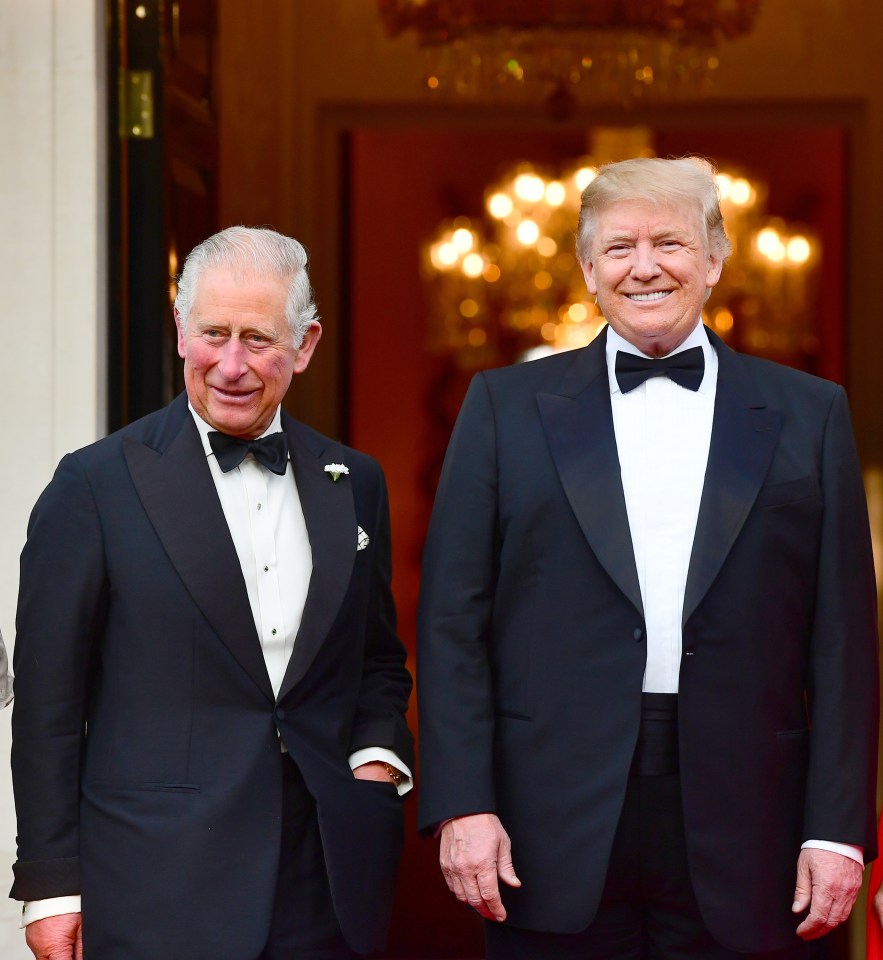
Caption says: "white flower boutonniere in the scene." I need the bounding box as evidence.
[324,462,349,482]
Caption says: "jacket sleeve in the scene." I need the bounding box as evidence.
[803,386,879,858]
[11,454,107,900]
[417,373,500,833]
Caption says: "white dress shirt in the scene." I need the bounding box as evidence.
[194,406,311,697]
[23,405,412,927]
[607,321,716,694]
[605,320,861,866]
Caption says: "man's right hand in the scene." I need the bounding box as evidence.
[439,813,521,922]
[25,913,82,960]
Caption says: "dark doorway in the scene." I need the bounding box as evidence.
[107,0,218,430]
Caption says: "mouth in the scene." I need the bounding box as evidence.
[209,385,258,402]
[625,291,672,302]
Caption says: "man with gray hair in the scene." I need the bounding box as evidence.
[418,157,878,958]
[12,226,413,960]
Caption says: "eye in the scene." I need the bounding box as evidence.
[659,240,683,251]
[607,244,630,256]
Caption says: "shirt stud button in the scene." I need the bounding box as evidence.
[264,565,269,572]
[271,628,277,636]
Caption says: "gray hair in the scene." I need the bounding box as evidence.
[576,157,732,265]
[175,226,319,347]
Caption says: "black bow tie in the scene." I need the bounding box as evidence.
[615,346,705,394]
[208,431,289,475]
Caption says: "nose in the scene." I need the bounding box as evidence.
[631,241,661,281]
[217,337,247,380]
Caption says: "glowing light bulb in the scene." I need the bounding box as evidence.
[575,167,596,191]
[514,174,546,203]
[786,236,811,264]
[714,308,734,333]
[437,242,459,266]
[462,253,485,277]
[545,181,566,206]
[756,228,781,259]
[487,193,514,219]
[452,228,474,253]
[730,179,752,206]
[516,220,540,245]
[716,174,733,199]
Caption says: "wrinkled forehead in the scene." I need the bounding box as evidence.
[192,264,289,305]
[187,265,291,334]
[591,197,706,248]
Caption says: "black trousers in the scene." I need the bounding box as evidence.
[486,696,828,960]
[256,753,358,960]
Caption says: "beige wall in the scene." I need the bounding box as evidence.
[0,0,105,953]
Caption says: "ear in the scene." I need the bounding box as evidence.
[705,254,723,289]
[293,322,323,375]
[174,308,187,359]
[580,259,598,296]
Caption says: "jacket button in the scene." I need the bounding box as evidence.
[276,708,286,722]
[633,627,644,641]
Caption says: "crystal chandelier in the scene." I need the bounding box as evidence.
[377,1,763,110]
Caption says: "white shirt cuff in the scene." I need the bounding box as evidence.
[801,839,864,865]
[21,896,81,928]
[348,748,413,796]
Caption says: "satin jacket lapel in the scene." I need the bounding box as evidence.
[277,419,356,702]
[123,399,274,701]
[683,331,783,625]
[537,333,644,618]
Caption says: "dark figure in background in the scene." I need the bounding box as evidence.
[418,157,878,960]
[12,227,413,960]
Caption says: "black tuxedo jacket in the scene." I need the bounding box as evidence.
[417,328,878,952]
[11,393,413,959]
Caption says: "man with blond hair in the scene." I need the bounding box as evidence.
[418,157,878,958]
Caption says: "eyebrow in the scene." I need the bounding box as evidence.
[601,227,693,244]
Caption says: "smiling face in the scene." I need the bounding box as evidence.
[177,265,321,438]
[581,199,723,357]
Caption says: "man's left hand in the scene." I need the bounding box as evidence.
[792,848,863,939]
[353,760,399,784]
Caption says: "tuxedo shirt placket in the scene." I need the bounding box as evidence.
[607,322,716,694]
[238,457,298,697]
[192,407,312,700]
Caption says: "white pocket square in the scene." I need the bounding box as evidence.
[357,526,370,551]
